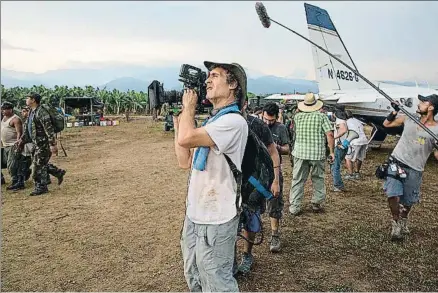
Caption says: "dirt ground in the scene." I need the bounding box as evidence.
[2,118,438,292]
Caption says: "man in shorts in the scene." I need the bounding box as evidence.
[344,110,369,180]
[382,94,438,240]
[235,100,281,275]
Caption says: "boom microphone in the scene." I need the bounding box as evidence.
[255,2,271,28]
[254,2,438,147]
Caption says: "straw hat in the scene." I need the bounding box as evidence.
[298,93,323,112]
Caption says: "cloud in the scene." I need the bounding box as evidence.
[1,39,37,52]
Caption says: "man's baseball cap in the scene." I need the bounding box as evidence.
[1,102,13,109]
[203,61,247,109]
[418,94,438,111]
[25,92,42,103]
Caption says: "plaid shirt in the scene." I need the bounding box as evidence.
[292,111,333,160]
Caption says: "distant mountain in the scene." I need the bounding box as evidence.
[2,65,429,95]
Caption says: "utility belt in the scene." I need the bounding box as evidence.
[375,156,409,181]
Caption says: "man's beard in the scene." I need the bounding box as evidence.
[417,109,428,116]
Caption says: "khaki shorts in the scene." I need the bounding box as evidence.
[345,144,367,162]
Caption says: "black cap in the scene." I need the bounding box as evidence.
[1,102,13,109]
[418,94,438,115]
[26,92,42,103]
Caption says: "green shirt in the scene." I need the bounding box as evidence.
[292,111,333,160]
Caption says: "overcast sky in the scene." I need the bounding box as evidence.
[1,1,438,83]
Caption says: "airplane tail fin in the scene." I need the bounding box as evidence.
[304,3,370,92]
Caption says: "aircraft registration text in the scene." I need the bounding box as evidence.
[328,69,359,82]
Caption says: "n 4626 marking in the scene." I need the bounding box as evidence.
[328,69,359,82]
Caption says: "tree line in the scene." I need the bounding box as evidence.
[1,84,150,115]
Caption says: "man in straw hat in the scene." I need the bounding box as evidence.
[174,61,248,292]
[289,93,335,215]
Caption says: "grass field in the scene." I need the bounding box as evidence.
[2,118,438,291]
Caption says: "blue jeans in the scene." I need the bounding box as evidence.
[331,147,347,189]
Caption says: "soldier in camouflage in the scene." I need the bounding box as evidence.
[18,93,66,196]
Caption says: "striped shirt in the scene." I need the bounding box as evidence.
[292,111,333,160]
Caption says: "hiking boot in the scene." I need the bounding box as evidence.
[237,252,254,274]
[344,174,355,180]
[399,217,410,234]
[289,206,302,216]
[57,170,66,185]
[270,235,281,253]
[390,220,403,240]
[312,203,323,213]
[12,177,25,191]
[353,172,361,180]
[29,185,49,196]
[6,180,18,190]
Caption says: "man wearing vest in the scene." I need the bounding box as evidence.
[1,102,24,190]
[174,61,248,292]
[18,93,66,196]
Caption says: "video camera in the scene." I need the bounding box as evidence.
[178,64,212,111]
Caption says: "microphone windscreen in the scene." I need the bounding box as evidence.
[255,2,271,28]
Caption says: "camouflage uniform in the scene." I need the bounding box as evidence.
[23,105,65,194]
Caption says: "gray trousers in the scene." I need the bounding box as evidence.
[289,158,326,213]
[180,215,239,292]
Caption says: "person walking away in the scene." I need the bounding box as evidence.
[19,106,34,181]
[331,106,348,191]
[18,93,66,196]
[382,94,438,240]
[289,93,335,215]
[236,99,281,274]
[174,61,248,292]
[261,102,290,252]
[344,110,369,180]
[1,102,24,190]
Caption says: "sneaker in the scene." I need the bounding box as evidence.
[270,235,281,252]
[237,252,254,274]
[333,186,345,192]
[399,217,410,234]
[312,203,323,213]
[344,174,355,180]
[353,172,360,180]
[390,220,403,240]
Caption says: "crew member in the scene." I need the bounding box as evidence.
[344,110,369,180]
[236,99,281,274]
[262,102,290,252]
[382,94,438,240]
[331,106,348,192]
[289,93,335,215]
[174,61,248,292]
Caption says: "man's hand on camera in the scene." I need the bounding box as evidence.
[182,89,198,112]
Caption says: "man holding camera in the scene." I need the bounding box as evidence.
[174,61,248,292]
[383,94,438,240]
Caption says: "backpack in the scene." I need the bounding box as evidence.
[225,126,275,207]
[200,104,275,208]
[38,104,65,133]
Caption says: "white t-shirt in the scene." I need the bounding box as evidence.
[346,118,368,146]
[334,118,347,144]
[186,113,248,225]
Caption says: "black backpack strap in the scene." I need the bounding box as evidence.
[224,154,243,211]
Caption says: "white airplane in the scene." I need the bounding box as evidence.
[302,3,438,147]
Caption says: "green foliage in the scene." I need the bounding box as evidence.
[1,84,149,115]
